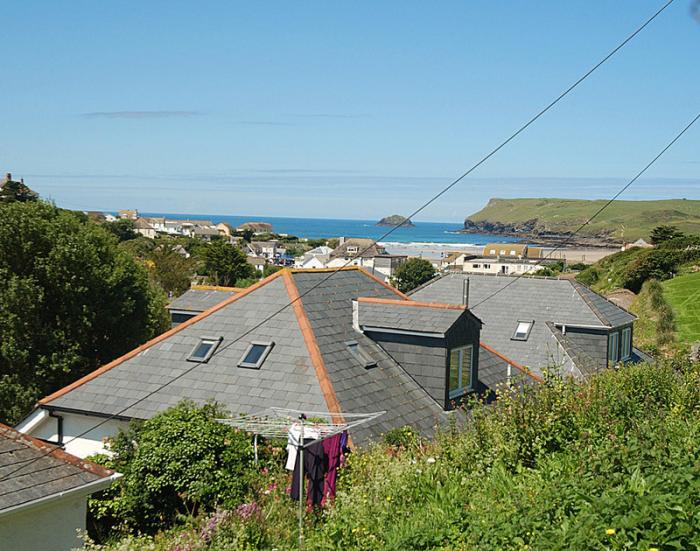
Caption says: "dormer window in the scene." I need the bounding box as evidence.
[187,336,222,363]
[345,340,377,368]
[238,341,274,369]
[347,246,359,255]
[512,321,533,341]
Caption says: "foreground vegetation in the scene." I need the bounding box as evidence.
[467,197,700,240]
[86,358,700,550]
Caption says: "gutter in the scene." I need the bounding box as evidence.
[0,472,123,519]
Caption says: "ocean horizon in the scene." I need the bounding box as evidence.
[137,211,518,248]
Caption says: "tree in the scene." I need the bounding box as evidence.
[147,243,194,297]
[201,240,255,286]
[649,225,684,245]
[88,401,256,537]
[262,264,282,278]
[0,201,169,424]
[103,219,137,242]
[390,258,436,293]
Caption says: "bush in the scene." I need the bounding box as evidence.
[384,426,419,449]
[568,262,589,272]
[390,258,436,293]
[88,401,258,538]
[576,266,599,286]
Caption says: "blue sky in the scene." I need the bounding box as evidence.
[2,1,699,222]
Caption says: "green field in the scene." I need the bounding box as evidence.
[467,198,700,240]
[663,271,700,344]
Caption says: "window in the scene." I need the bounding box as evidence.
[448,345,473,399]
[238,341,274,369]
[187,336,222,363]
[472,263,481,269]
[489,249,496,255]
[345,340,377,368]
[512,321,533,341]
[483,264,491,269]
[499,249,506,256]
[510,250,516,256]
[608,332,619,364]
[347,246,359,254]
[621,327,632,360]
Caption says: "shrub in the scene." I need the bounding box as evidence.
[384,426,419,449]
[88,401,257,538]
[576,266,599,286]
[390,258,436,293]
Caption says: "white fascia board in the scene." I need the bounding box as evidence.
[0,473,122,519]
[14,408,49,434]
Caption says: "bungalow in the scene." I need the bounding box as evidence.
[166,286,240,326]
[295,246,333,269]
[411,273,649,380]
[0,424,120,551]
[17,268,532,458]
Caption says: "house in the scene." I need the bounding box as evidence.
[133,218,157,239]
[144,217,167,233]
[329,238,387,261]
[216,222,235,238]
[192,226,220,241]
[411,273,649,380]
[247,256,267,272]
[371,255,407,279]
[237,222,273,234]
[17,267,533,458]
[325,239,406,279]
[166,285,240,326]
[0,423,120,551]
[248,241,281,260]
[623,238,654,250]
[118,209,138,220]
[462,243,561,275]
[295,246,333,269]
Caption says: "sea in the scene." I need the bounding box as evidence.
[139,212,518,259]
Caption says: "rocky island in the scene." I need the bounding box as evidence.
[376,214,415,228]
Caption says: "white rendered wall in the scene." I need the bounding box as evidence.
[18,409,130,458]
[0,495,87,551]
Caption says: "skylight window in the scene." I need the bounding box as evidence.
[512,321,533,341]
[238,341,274,369]
[345,340,377,368]
[187,336,222,363]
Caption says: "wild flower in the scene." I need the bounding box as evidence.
[606,528,616,535]
[235,502,262,521]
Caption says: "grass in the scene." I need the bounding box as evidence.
[663,271,700,344]
[467,198,700,240]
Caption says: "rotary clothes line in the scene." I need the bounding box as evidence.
[219,408,385,550]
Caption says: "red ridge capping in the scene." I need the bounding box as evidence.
[38,270,288,406]
[479,342,543,383]
[283,271,345,425]
[0,422,115,479]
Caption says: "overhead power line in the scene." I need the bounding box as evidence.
[0,0,677,483]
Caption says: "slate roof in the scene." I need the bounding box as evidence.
[167,287,239,314]
[330,238,387,259]
[411,273,636,378]
[0,423,117,514]
[357,298,472,335]
[39,269,451,446]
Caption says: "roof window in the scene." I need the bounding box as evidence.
[238,341,274,369]
[511,321,533,341]
[187,336,222,363]
[345,340,377,368]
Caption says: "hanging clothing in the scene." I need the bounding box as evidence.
[290,437,314,501]
[285,424,320,471]
[321,432,343,505]
[304,440,327,506]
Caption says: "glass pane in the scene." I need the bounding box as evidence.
[243,344,267,365]
[449,349,461,392]
[192,341,214,359]
[461,346,472,389]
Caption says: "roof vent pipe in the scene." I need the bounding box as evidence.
[462,277,470,307]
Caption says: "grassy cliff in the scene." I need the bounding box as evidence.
[466,198,700,240]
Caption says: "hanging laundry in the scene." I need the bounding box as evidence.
[285,423,320,471]
[290,437,314,501]
[321,432,343,505]
[304,440,327,506]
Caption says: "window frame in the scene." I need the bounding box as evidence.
[620,327,632,360]
[608,331,619,364]
[345,340,377,369]
[238,341,274,369]
[448,345,473,399]
[511,320,534,341]
[187,336,223,363]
